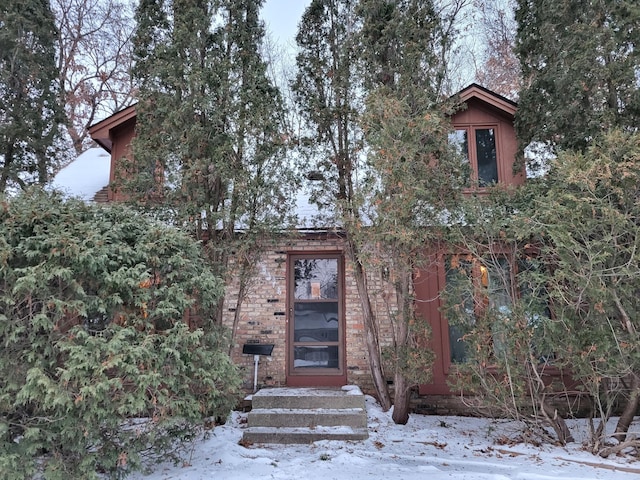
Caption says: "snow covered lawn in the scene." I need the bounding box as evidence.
[131,396,639,479]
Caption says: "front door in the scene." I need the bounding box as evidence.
[286,253,346,386]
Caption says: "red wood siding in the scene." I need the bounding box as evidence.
[418,86,524,395]
[451,97,524,188]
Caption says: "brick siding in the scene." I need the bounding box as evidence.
[222,232,397,396]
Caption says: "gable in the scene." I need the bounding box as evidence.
[451,97,514,125]
[455,83,517,119]
[88,104,137,153]
[449,84,522,188]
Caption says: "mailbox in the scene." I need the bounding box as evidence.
[242,343,274,356]
[243,343,275,392]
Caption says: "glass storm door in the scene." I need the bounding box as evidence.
[287,254,346,386]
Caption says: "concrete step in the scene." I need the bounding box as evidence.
[242,426,369,444]
[250,387,366,410]
[92,185,109,203]
[247,407,367,429]
[242,386,368,444]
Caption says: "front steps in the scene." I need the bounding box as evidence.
[92,185,109,203]
[242,386,368,444]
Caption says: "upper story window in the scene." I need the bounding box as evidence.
[449,126,498,187]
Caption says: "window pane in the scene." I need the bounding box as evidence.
[445,256,474,363]
[445,256,475,317]
[294,302,339,342]
[476,128,498,185]
[486,257,512,314]
[294,258,338,299]
[517,258,550,321]
[449,324,468,364]
[518,258,554,362]
[449,129,469,163]
[483,257,512,356]
[294,346,339,368]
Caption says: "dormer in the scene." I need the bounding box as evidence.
[87,104,137,202]
[449,84,523,189]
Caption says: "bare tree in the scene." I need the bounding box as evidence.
[436,0,476,94]
[53,0,136,154]
[474,0,520,100]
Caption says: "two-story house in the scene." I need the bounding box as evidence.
[59,84,524,408]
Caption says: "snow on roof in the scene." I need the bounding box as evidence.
[48,147,331,231]
[50,148,110,201]
[294,190,331,230]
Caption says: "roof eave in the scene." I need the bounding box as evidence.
[455,83,517,118]
[88,104,137,153]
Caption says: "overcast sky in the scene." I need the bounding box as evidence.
[260,0,476,91]
[261,0,311,50]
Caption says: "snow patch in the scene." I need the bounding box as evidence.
[129,402,640,480]
[50,148,110,201]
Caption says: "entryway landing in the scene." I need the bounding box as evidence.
[242,385,368,444]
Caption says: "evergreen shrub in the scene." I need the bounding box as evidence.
[0,189,241,479]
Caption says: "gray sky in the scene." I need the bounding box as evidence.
[260,0,477,92]
[261,0,311,50]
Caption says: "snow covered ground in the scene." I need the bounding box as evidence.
[131,395,639,480]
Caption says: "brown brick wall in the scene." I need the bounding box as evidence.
[221,233,593,418]
[222,233,397,396]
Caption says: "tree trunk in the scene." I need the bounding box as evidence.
[228,278,248,355]
[614,374,640,443]
[528,354,574,444]
[0,144,14,193]
[392,371,411,424]
[612,293,640,442]
[540,397,574,444]
[390,267,414,424]
[347,237,392,411]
